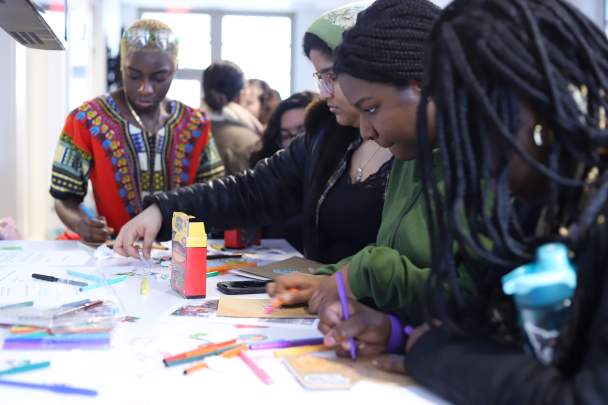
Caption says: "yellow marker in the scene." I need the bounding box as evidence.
[142,277,147,295]
[211,243,227,251]
[274,344,329,357]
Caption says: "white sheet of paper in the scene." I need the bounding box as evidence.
[0,250,90,266]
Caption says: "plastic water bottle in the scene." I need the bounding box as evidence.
[502,243,577,365]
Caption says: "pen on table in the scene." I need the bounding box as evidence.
[249,337,324,351]
[0,301,34,311]
[0,361,51,376]
[211,243,227,251]
[206,271,219,278]
[207,254,243,260]
[142,277,147,295]
[238,350,274,385]
[0,380,98,396]
[79,275,127,292]
[54,300,103,317]
[183,345,247,375]
[336,272,356,362]
[32,273,88,287]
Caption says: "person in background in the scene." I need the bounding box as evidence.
[241,79,281,128]
[318,1,608,404]
[250,91,319,167]
[50,19,225,242]
[250,91,319,253]
[114,2,393,272]
[201,61,264,175]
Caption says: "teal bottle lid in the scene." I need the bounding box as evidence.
[502,243,576,307]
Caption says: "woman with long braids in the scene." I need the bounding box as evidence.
[271,0,478,314]
[318,0,608,403]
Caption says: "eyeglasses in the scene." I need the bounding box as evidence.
[124,27,179,51]
[313,71,336,94]
[276,129,306,148]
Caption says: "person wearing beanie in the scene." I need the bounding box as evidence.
[269,0,485,313]
[201,60,264,176]
[113,2,395,281]
[50,19,225,242]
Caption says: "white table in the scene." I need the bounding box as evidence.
[0,240,451,405]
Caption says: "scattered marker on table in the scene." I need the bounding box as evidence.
[0,361,51,376]
[239,350,274,385]
[0,301,34,311]
[142,277,147,295]
[206,271,219,278]
[0,380,98,396]
[211,243,227,251]
[79,275,127,292]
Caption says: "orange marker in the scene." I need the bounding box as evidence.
[163,339,238,364]
[265,288,298,314]
[183,345,247,375]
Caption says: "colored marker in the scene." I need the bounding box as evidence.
[207,254,243,260]
[66,270,101,282]
[165,343,243,367]
[336,272,356,362]
[250,337,324,351]
[79,275,127,292]
[206,271,219,278]
[0,361,50,376]
[32,273,87,287]
[207,263,257,273]
[211,243,227,251]
[0,380,97,396]
[80,204,96,220]
[184,345,247,375]
[265,288,299,315]
[142,277,147,295]
[0,301,34,311]
[239,350,273,385]
[246,339,284,349]
[61,299,91,309]
[138,249,153,267]
[164,339,238,364]
[274,344,329,357]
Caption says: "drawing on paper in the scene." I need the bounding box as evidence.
[170,300,219,318]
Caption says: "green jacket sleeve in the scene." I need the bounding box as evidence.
[343,245,479,311]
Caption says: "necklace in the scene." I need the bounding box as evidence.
[123,87,161,134]
[356,143,382,183]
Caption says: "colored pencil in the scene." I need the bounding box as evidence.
[239,350,274,385]
[274,344,330,357]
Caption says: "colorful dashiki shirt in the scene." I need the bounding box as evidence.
[50,93,225,233]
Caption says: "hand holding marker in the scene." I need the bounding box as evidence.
[81,204,113,240]
[336,272,356,362]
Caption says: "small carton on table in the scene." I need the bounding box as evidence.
[171,212,207,299]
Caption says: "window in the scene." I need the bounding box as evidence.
[221,15,292,99]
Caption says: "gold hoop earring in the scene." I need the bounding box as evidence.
[534,124,543,146]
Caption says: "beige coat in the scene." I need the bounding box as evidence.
[201,102,263,176]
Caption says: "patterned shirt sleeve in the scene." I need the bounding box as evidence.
[195,133,226,183]
[49,110,94,202]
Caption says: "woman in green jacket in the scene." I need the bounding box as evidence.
[269,0,484,312]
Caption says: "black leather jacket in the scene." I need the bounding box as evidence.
[143,100,389,262]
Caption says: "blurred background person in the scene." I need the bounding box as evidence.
[201,60,263,175]
[250,90,318,252]
[241,79,281,129]
[50,19,225,242]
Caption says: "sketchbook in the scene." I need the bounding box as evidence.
[283,355,418,390]
[216,296,317,319]
[233,256,325,280]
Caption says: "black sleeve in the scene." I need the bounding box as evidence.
[144,133,311,241]
[404,302,608,405]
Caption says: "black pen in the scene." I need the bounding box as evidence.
[32,274,88,287]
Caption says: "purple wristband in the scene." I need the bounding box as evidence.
[385,315,405,353]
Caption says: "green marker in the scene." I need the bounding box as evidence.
[0,301,34,310]
[1,247,22,250]
[206,271,219,278]
[0,361,51,376]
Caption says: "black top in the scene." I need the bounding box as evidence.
[319,158,393,264]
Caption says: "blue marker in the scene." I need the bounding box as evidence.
[0,380,98,396]
[80,204,113,240]
[79,275,128,292]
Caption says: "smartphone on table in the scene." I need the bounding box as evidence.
[216,280,271,295]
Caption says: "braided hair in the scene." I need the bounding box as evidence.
[416,0,608,329]
[333,0,441,85]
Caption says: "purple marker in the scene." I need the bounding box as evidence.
[336,272,356,362]
[249,341,291,350]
